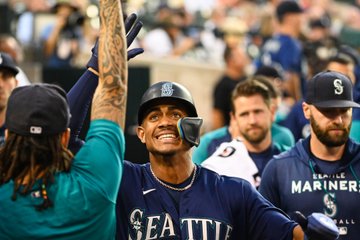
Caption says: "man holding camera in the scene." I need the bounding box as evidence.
[41,0,84,67]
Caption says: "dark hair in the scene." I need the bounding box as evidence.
[0,132,73,211]
[252,75,280,99]
[254,65,283,80]
[276,1,303,23]
[327,54,355,67]
[231,76,272,112]
[223,45,234,63]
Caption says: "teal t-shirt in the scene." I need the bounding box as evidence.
[192,124,294,164]
[271,123,295,148]
[0,119,124,239]
[350,120,360,143]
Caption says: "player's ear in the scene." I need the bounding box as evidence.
[302,102,311,120]
[136,126,146,143]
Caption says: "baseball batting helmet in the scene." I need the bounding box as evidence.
[137,81,198,125]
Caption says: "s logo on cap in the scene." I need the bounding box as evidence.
[334,79,344,95]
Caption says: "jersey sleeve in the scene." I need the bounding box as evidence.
[279,101,306,141]
[278,39,302,73]
[242,180,296,240]
[67,69,99,154]
[71,119,125,202]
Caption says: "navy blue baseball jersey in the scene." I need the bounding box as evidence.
[259,137,360,239]
[65,60,298,240]
[116,161,297,240]
[279,100,309,141]
[255,33,306,96]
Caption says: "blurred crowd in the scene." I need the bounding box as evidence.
[2,0,360,141]
[1,0,360,65]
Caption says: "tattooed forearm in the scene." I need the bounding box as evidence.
[91,0,128,129]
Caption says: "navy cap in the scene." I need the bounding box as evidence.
[309,16,331,29]
[5,84,71,136]
[255,65,283,80]
[305,71,360,108]
[0,52,19,75]
[337,45,360,66]
[276,1,303,21]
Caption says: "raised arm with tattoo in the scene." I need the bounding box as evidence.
[67,13,143,154]
[91,0,127,128]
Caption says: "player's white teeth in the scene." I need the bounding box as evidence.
[158,134,176,140]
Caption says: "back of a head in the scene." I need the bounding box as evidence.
[276,1,303,23]
[255,65,283,81]
[326,47,358,83]
[251,75,279,100]
[335,45,360,66]
[0,83,72,210]
[6,84,70,136]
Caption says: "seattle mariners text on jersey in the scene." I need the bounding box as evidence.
[116,161,298,240]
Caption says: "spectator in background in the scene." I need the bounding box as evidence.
[220,16,248,49]
[255,1,306,102]
[303,13,339,78]
[199,77,292,188]
[16,0,51,50]
[200,6,227,64]
[254,65,295,123]
[193,76,294,168]
[71,8,99,68]
[142,6,198,57]
[0,34,31,86]
[0,52,18,144]
[212,44,249,130]
[41,0,84,67]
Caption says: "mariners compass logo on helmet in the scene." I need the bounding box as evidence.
[137,81,198,124]
[333,79,344,95]
[161,82,174,97]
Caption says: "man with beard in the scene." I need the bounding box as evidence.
[200,77,289,187]
[259,71,360,239]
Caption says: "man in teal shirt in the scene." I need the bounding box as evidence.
[0,0,126,238]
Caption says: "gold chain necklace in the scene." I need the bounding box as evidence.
[149,165,197,192]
